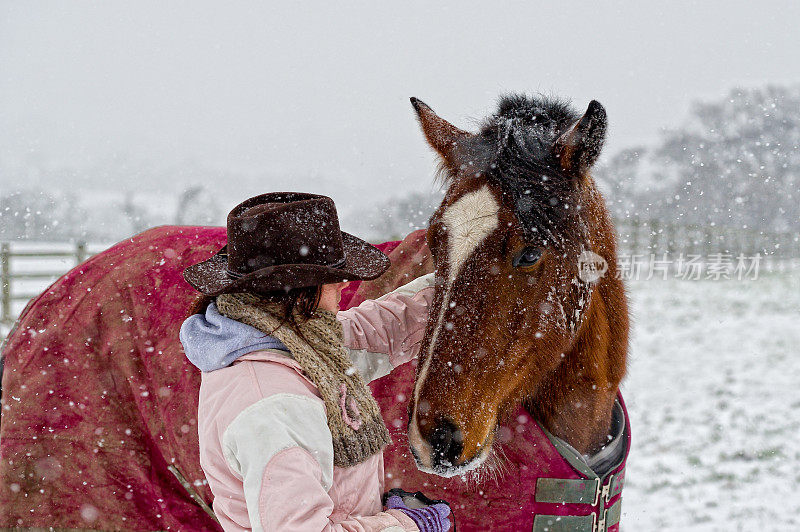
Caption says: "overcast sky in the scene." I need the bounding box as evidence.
[1,1,799,220]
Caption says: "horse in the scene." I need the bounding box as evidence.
[0,94,630,531]
[404,94,630,528]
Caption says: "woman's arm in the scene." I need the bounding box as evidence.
[337,273,436,382]
[223,393,418,532]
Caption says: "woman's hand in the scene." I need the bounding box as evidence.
[383,489,453,532]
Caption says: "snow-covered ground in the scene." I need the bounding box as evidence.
[621,271,800,531]
[1,256,797,530]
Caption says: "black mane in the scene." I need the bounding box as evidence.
[479,94,581,244]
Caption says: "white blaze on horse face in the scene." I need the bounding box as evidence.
[409,185,500,468]
[417,185,500,402]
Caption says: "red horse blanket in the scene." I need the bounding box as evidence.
[0,226,627,531]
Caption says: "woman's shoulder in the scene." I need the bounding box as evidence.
[242,350,321,399]
[200,349,321,409]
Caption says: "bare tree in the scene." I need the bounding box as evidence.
[174,186,222,226]
[0,189,88,241]
[120,192,152,235]
[351,189,443,241]
[597,85,800,231]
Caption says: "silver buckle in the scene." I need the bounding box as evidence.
[591,474,614,531]
[590,508,610,532]
[596,508,607,532]
[592,473,613,506]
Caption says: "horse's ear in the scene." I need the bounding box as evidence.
[554,100,607,175]
[411,97,470,165]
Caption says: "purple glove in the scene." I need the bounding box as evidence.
[385,492,452,532]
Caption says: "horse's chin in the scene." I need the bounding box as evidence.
[410,436,493,478]
[422,455,488,478]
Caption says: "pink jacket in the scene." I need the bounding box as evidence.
[196,274,435,531]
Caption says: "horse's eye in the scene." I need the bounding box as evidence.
[513,247,542,268]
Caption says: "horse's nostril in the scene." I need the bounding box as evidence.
[429,419,464,466]
[431,424,452,449]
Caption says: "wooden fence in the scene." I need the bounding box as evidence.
[614,219,800,260]
[0,241,92,327]
[0,221,798,329]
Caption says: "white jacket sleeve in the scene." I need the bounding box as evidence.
[222,393,418,532]
[337,273,436,383]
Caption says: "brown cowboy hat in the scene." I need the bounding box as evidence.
[183,192,391,296]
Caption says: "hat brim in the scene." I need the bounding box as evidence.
[183,232,391,296]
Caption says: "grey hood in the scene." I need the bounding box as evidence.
[179,301,288,372]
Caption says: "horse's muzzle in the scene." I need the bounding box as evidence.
[408,415,490,477]
[429,419,464,469]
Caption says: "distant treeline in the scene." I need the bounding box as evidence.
[0,186,221,242]
[2,85,798,243]
[595,85,799,233]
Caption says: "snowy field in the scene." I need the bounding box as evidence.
[1,257,798,530]
[621,271,800,531]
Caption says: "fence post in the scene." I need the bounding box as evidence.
[75,241,87,265]
[664,222,674,255]
[704,226,713,258]
[1,243,10,324]
[650,220,660,254]
[687,224,697,257]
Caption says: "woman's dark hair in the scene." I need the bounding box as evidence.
[263,285,323,328]
[187,286,323,329]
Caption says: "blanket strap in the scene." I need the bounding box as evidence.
[532,468,624,532]
[168,465,219,524]
[535,470,625,505]
[531,498,621,532]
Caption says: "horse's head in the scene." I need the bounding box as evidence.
[408,95,626,477]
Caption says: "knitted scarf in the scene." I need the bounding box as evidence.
[216,292,392,468]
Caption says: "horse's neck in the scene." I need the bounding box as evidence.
[530,275,627,454]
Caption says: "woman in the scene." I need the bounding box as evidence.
[179,192,451,532]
